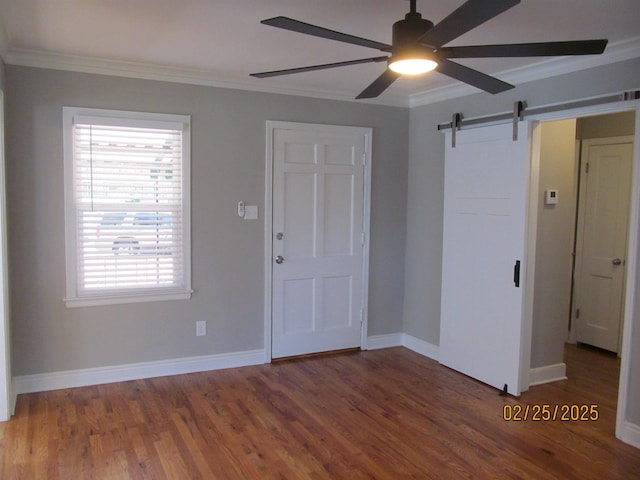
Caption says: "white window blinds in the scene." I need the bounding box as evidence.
[64,108,191,306]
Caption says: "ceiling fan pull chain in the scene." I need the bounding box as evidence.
[512,101,526,141]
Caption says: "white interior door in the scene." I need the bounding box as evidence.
[574,137,634,353]
[440,122,531,396]
[270,123,370,359]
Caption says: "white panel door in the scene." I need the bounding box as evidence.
[440,122,530,396]
[271,125,368,359]
[575,139,633,353]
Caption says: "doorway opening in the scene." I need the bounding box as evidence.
[532,111,636,422]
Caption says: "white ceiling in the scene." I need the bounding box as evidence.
[0,0,639,106]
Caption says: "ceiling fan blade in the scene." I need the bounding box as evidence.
[437,59,514,94]
[419,0,520,48]
[356,69,400,99]
[442,39,608,58]
[261,16,391,50]
[251,56,388,79]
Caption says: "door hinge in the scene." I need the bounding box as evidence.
[585,162,589,174]
[361,232,366,246]
[360,309,364,324]
[576,308,580,319]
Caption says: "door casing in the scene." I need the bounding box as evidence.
[264,121,372,362]
[0,90,11,421]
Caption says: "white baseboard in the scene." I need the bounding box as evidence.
[14,349,265,395]
[617,420,640,449]
[402,334,439,361]
[9,379,16,415]
[14,333,437,396]
[367,333,439,361]
[529,362,567,386]
[366,333,404,350]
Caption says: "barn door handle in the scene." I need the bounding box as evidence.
[513,260,521,288]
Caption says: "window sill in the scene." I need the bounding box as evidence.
[64,289,193,308]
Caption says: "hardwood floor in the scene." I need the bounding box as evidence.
[1,345,639,479]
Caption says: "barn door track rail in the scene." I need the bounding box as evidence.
[439,90,640,148]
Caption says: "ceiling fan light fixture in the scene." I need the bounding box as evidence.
[388,49,438,75]
[389,57,438,75]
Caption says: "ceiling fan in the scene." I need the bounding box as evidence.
[250,0,608,99]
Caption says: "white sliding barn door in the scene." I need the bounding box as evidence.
[270,123,370,359]
[440,122,531,396]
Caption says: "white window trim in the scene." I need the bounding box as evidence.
[63,107,192,307]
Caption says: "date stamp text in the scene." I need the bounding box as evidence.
[503,404,599,421]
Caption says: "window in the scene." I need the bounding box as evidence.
[63,107,191,307]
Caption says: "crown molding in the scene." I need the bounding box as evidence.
[3,36,639,109]
[408,36,640,107]
[2,48,409,108]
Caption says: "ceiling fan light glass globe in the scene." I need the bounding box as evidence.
[389,58,438,75]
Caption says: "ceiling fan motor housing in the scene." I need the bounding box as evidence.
[392,12,434,47]
[390,12,438,67]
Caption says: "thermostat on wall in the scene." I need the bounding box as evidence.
[545,189,559,205]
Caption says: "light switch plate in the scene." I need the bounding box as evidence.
[244,205,258,220]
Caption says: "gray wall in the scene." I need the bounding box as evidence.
[5,65,409,376]
[405,57,640,426]
[531,119,577,369]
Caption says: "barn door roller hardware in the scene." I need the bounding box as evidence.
[451,113,463,148]
[512,101,526,141]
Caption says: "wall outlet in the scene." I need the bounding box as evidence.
[196,320,206,337]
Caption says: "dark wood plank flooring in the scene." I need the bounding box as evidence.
[1,344,639,479]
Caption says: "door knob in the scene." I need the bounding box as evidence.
[275,255,285,264]
[612,258,622,266]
